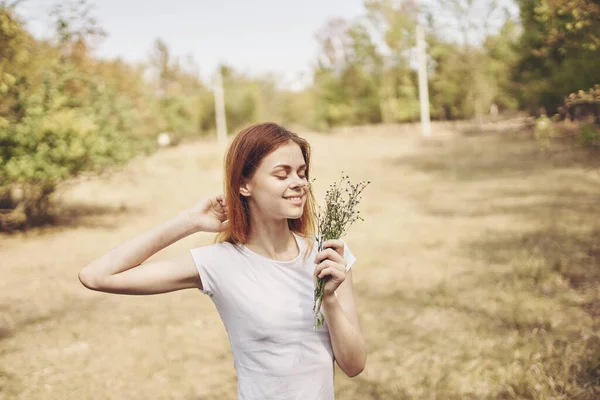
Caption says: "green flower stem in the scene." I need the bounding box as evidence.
[311,172,370,330]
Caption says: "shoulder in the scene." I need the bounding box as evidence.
[190,241,242,261]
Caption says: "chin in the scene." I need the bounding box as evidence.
[285,210,304,220]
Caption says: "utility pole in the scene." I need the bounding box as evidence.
[213,66,228,151]
[416,25,431,138]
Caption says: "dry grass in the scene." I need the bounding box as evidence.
[1,122,600,399]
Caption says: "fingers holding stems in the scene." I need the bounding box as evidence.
[313,259,346,296]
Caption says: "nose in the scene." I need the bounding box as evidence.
[291,174,307,189]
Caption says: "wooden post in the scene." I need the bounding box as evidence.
[416,25,431,138]
[214,66,228,151]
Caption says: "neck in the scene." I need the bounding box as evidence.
[245,216,298,261]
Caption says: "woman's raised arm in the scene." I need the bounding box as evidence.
[78,195,229,295]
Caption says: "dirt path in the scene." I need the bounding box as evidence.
[2,125,599,399]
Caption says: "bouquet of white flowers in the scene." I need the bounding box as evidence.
[311,172,370,330]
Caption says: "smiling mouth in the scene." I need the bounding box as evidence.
[283,195,304,205]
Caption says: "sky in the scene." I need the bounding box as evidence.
[17,0,367,90]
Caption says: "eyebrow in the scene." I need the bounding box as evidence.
[272,164,307,170]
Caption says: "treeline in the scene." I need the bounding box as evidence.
[1,0,599,229]
[312,0,599,125]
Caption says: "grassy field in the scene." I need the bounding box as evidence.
[1,122,600,399]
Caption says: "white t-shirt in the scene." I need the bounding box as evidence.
[189,231,357,400]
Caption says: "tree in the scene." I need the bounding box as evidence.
[424,0,516,120]
[514,0,600,114]
[49,0,106,68]
[0,1,140,229]
[533,0,600,54]
[313,18,383,127]
[364,0,420,123]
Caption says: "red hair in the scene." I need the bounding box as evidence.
[214,122,317,249]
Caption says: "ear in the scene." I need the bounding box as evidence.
[239,178,251,197]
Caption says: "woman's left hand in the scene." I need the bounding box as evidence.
[314,239,347,297]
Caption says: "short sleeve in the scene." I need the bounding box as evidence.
[189,246,216,296]
[340,239,357,271]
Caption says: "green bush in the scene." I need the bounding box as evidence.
[0,63,144,230]
[579,124,600,147]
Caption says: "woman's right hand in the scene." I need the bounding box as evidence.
[186,194,230,233]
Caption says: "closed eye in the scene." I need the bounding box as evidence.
[276,174,307,180]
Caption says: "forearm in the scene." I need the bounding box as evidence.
[322,294,366,377]
[81,211,198,278]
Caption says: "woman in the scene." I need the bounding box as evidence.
[78,122,366,399]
